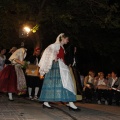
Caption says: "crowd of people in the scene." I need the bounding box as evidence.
[0,45,43,100]
[0,33,120,113]
[0,33,81,111]
[83,70,120,106]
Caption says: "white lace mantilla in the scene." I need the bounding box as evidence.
[38,43,60,76]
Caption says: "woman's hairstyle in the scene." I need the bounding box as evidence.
[99,72,104,76]
[88,70,95,75]
[111,71,118,75]
[0,48,6,52]
[59,33,68,42]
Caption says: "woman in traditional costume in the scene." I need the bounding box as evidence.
[38,33,80,111]
[0,47,27,101]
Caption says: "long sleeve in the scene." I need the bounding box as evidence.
[38,43,60,76]
[9,48,26,64]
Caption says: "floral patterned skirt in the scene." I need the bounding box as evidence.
[15,65,27,95]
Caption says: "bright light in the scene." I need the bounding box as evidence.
[23,26,31,33]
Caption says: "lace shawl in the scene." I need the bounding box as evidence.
[38,43,60,76]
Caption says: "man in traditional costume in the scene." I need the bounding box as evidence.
[65,45,83,101]
[0,47,27,101]
[38,33,80,111]
[26,47,43,100]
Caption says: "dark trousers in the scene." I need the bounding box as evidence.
[25,75,43,97]
[108,90,120,105]
[97,89,108,101]
[84,87,94,100]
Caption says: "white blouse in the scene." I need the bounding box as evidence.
[97,79,106,86]
[9,48,26,65]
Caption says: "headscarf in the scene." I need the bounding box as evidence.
[55,33,64,44]
[33,47,40,55]
[9,47,17,53]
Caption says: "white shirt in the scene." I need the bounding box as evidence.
[72,57,76,66]
[111,77,117,87]
[97,79,106,86]
[35,58,38,65]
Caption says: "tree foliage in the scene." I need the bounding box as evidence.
[0,0,120,73]
[0,0,120,47]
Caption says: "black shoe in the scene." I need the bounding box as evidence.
[8,99,14,101]
[42,104,54,109]
[69,106,81,111]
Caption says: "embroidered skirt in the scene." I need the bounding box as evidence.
[39,61,76,102]
[15,65,27,95]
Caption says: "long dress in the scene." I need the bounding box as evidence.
[0,48,27,95]
[39,46,76,102]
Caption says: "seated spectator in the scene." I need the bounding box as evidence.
[106,73,111,80]
[95,72,108,105]
[26,47,43,100]
[94,72,103,86]
[83,70,95,102]
[107,71,120,106]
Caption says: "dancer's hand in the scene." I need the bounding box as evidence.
[14,59,25,65]
[40,75,44,79]
[69,64,71,67]
[21,61,25,65]
[108,88,112,90]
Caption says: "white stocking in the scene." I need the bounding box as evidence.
[28,87,32,96]
[69,102,77,109]
[8,93,13,100]
[35,87,39,96]
[43,102,51,107]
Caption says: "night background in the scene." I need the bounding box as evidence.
[0,0,120,75]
